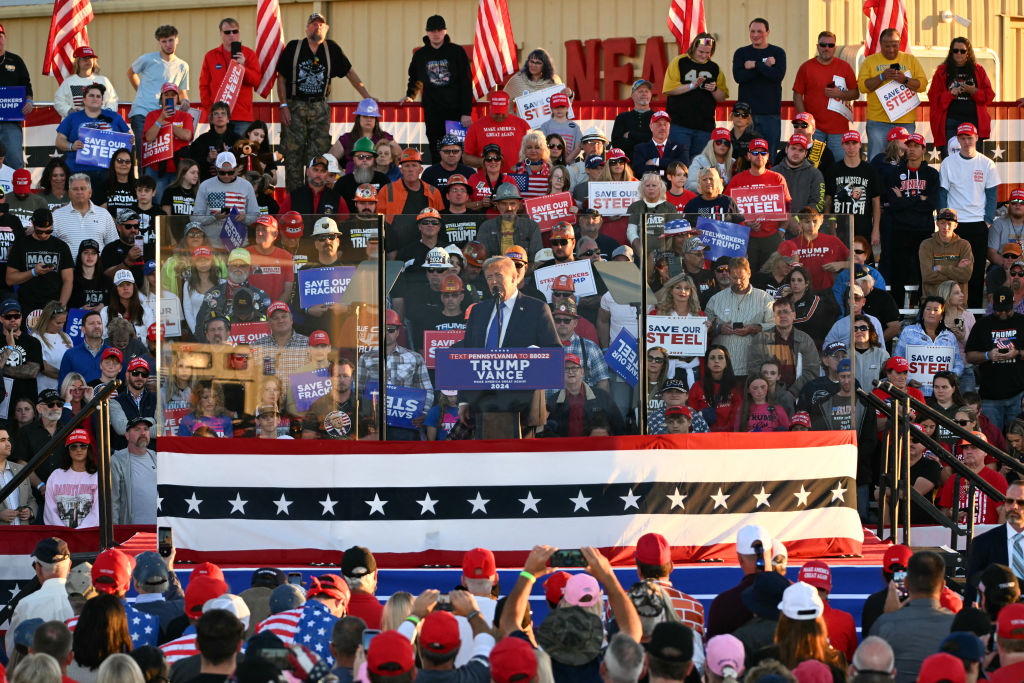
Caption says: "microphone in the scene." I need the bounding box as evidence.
[491,284,504,299]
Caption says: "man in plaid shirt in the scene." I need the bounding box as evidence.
[252,302,310,382]
[547,298,610,399]
[356,309,433,439]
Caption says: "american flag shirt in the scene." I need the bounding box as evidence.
[509,164,550,199]
[161,628,199,663]
[67,600,159,646]
[255,601,338,666]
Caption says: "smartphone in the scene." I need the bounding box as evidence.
[260,648,292,671]
[231,41,242,56]
[733,322,744,329]
[134,237,145,252]
[890,63,901,71]
[288,571,302,585]
[550,549,587,568]
[362,629,380,651]
[164,97,175,115]
[158,526,173,558]
[893,569,908,600]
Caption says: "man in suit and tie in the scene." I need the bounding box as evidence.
[456,256,560,438]
[965,481,1024,603]
[631,111,687,179]
[0,426,35,525]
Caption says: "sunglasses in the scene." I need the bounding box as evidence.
[115,158,133,164]
[419,219,441,226]
[955,419,973,426]
[130,370,150,378]
[353,154,375,161]
[34,229,53,235]
[609,160,625,166]
[223,28,239,34]
[580,249,599,257]
[314,235,338,242]
[484,157,501,163]
[46,401,64,409]
[549,143,564,149]
[551,239,571,246]
[854,249,865,254]
[551,290,572,297]
[217,170,236,176]
[441,149,461,154]
[512,261,526,269]
[554,317,575,324]
[647,356,665,363]
[715,266,730,272]
[792,122,809,129]
[732,111,750,118]
[1012,270,1024,277]
[818,42,836,48]
[1004,253,1021,259]
[122,223,140,231]
[951,48,968,54]
[854,325,869,332]
[68,443,89,450]
[3,313,22,320]
[749,150,768,156]
[1006,498,1024,506]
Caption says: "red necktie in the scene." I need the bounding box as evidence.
[657,144,665,158]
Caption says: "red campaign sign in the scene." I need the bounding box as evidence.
[213,61,246,114]
[228,322,271,345]
[141,126,173,168]
[424,329,466,369]
[163,407,190,435]
[729,185,788,221]
[524,192,575,232]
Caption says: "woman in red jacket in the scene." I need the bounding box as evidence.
[688,344,742,431]
[927,37,995,145]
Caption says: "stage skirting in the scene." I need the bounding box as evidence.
[156,432,862,567]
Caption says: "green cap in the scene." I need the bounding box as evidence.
[353,137,377,155]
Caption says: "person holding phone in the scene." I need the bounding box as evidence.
[857,28,927,161]
[141,82,195,200]
[199,18,261,137]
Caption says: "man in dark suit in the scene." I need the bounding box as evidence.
[456,256,560,438]
[965,481,1024,603]
[631,111,687,179]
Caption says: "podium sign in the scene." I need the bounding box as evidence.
[435,348,565,391]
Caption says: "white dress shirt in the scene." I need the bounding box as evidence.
[486,291,519,347]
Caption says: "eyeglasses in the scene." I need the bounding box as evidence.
[565,367,582,374]
[647,356,665,363]
[385,326,399,333]
[484,157,501,163]
[217,170,236,177]
[1006,498,1024,507]
[792,122,809,129]
[441,149,461,154]
[580,248,599,257]
[3,313,22,320]
[130,370,150,378]
[554,317,574,324]
[715,266,730,272]
[549,143,564,149]
[749,150,768,156]
[353,154,375,161]
[854,325,869,331]
[551,239,570,246]
[551,290,572,298]
[314,235,338,242]
[951,48,968,54]
[223,29,239,34]
[955,419,973,426]
[854,249,865,254]
[818,42,836,48]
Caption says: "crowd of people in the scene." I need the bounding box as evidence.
[4,529,1024,683]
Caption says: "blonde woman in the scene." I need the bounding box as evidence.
[31,301,73,393]
[512,130,552,199]
[381,591,414,631]
[600,148,636,182]
[626,172,675,254]
[652,273,706,388]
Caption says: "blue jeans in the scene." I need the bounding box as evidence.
[865,120,915,161]
[981,390,1024,432]
[0,122,25,169]
[812,129,846,163]
[668,125,704,165]
[130,114,148,167]
[752,114,781,158]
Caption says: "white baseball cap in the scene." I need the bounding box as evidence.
[215,151,238,169]
[736,524,772,555]
[777,581,824,621]
[311,217,340,236]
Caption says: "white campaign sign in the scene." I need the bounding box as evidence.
[876,76,920,122]
[646,315,708,356]
[589,181,640,216]
[906,345,955,388]
[514,84,574,127]
[826,76,854,122]
[159,297,183,337]
[533,260,597,303]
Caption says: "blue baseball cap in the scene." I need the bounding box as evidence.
[269,583,306,614]
[837,358,851,373]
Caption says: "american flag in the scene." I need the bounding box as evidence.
[863,0,909,56]
[506,172,531,196]
[510,164,550,199]
[156,433,863,568]
[161,633,200,663]
[67,602,159,646]
[42,0,95,85]
[255,601,338,665]
[255,0,284,98]
[471,0,518,99]
[667,0,706,54]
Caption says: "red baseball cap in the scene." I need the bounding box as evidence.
[906,133,926,146]
[544,571,571,605]
[161,82,179,94]
[918,653,966,683]
[73,46,97,59]
[420,611,460,654]
[309,330,330,346]
[192,246,213,259]
[92,548,135,595]
[185,575,229,618]
[998,603,1024,639]
[665,405,692,419]
[957,122,978,136]
[788,133,810,150]
[605,147,627,161]
[65,428,91,446]
[12,169,31,192]
[490,92,510,114]
[748,138,769,153]
[842,131,862,144]
[128,357,150,373]
[882,544,912,572]
[490,636,538,683]
[552,274,575,292]
[101,347,123,363]
[790,411,812,428]
[885,356,909,372]
[887,127,910,142]
[307,574,350,602]
[254,214,278,232]
[190,561,226,583]
[367,630,415,675]
[462,547,497,580]
[792,112,815,126]
[651,111,671,123]
[267,302,290,316]
[1008,189,1024,203]
[711,127,731,142]
[635,532,671,566]
[550,93,570,108]
[281,211,304,238]
[550,222,574,241]
[565,353,582,367]
[798,560,832,591]
[147,323,163,342]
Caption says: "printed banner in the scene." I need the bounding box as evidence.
[423,330,466,369]
[364,381,428,429]
[163,406,190,436]
[75,129,134,169]
[0,87,26,121]
[906,345,955,389]
[444,120,468,143]
[64,308,88,345]
[533,260,597,303]
[589,181,640,216]
[876,77,921,122]
[514,84,575,127]
[524,192,575,231]
[220,208,246,250]
[697,217,750,261]
[141,126,173,167]
[827,76,855,122]
[605,329,639,386]
[646,315,708,356]
[297,266,356,308]
[435,348,566,391]
[228,322,270,345]
[289,368,332,413]
[213,61,246,113]
[158,297,183,338]
[728,185,788,221]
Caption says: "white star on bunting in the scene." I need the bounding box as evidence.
[620,488,641,510]
[319,494,337,516]
[928,148,943,163]
[991,144,1005,160]
[365,493,387,516]
[570,489,592,512]
[830,483,847,503]
[417,492,438,515]
[467,492,490,514]
[185,492,202,514]
[519,491,541,513]
[793,485,811,507]
[753,486,771,508]
[274,493,293,515]
[666,488,687,510]
[710,487,730,510]
[228,493,247,514]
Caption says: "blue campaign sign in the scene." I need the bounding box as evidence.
[297,266,356,308]
[444,120,467,143]
[289,367,332,413]
[605,329,639,387]
[697,217,750,261]
[64,308,88,345]
[364,381,428,429]
[76,129,134,169]
[434,348,566,391]
[220,208,246,250]
[0,87,26,121]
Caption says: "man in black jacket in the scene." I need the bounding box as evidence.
[611,80,654,160]
[402,15,473,164]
